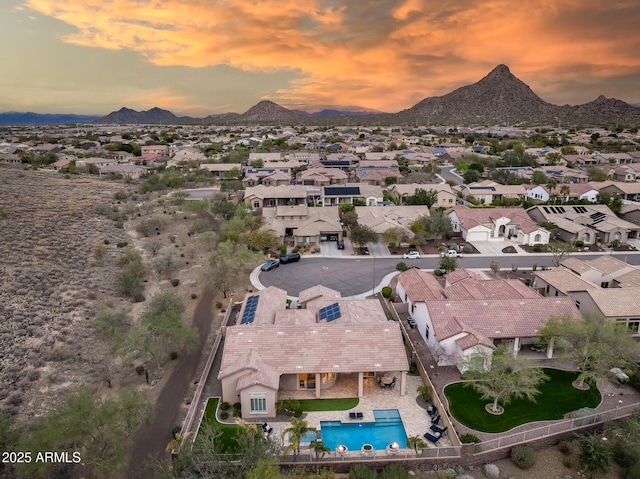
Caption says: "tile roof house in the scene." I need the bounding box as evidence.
[321,183,384,207]
[447,206,549,245]
[297,167,348,186]
[394,269,581,372]
[354,166,403,185]
[387,183,456,208]
[244,185,316,208]
[218,286,409,419]
[261,204,342,247]
[457,180,526,205]
[527,204,640,245]
[354,205,430,237]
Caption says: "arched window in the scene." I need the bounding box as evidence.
[534,234,541,243]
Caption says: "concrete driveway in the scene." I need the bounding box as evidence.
[320,241,343,257]
[470,239,525,255]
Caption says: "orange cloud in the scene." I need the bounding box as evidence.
[24,0,640,111]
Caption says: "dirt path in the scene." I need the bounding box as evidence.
[127,289,214,478]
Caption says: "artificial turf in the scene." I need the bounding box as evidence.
[444,368,601,433]
[297,397,359,412]
[199,397,242,452]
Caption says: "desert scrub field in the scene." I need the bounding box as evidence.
[0,165,136,421]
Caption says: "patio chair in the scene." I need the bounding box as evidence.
[356,412,364,419]
[430,424,447,435]
[349,412,357,420]
[431,414,441,425]
[262,423,273,435]
[427,405,438,417]
[423,431,442,443]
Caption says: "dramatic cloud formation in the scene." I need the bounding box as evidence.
[7,0,640,113]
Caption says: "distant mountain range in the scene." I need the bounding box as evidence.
[3,65,640,126]
[0,112,100,125]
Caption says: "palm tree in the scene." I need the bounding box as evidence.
[309,440,330,460]
[281,417,318,457]
[546,178,558,203]
[559,185,570,204]
[406,435,427,455]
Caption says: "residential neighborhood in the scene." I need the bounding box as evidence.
[3,119,640,479]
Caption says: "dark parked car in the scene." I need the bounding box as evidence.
[279,252,301,264]
[261,259,279,271]
[337,240,345,249]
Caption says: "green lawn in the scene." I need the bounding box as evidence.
[444,368,601,433]
[297,398,359,412]
[199,397,241,452]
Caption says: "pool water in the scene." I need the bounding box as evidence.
[317,409,407,451]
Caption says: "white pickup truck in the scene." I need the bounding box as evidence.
[440,249,463,258]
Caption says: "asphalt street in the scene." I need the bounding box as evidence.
[258,252,640,297]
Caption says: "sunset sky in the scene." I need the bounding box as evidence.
[2,0,639,115]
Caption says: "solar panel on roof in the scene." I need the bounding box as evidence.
[240,295,260,324]
[324,186,360,196]
[319,302,341,322]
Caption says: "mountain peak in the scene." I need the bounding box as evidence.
[482,64,516,82]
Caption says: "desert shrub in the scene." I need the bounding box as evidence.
[232,410,241,418]
[219,411,229,420]
[511,444,536,469]
[533,245,542,252]
[437,471,456,479]
[216,301,223,309]
[459,433,480,444]
[563,457,575,469]
[169,352,178,360]
[575,240,584,248]
[622,466,640,479]
[279,244,287,256]
[293,408,303,418]
[191,293,197,299]
[348,464,377,479]
[7,392,23,406]
[152,247,179,274]
[191,220,215,235]
[170,278,180,287]
[381,286,392,298]
[395,261,409,272]
[612,440,639,468]
[579,435,611,478]
[433,268,445,276]
[558,440,571,455]
[220,402,230,411]
[409,362,417,374]
[135,366,145,375]
[45,344,72,362]
[27,369,40,382]
[463,245,473,253]
[379,463,408,479]
[95,307,130,343]
[113,190,128,201]
[233,402,241,410]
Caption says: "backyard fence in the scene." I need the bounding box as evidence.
[477,402,638,453]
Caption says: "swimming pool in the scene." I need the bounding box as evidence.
[317,409,407,451]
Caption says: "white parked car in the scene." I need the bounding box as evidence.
[441,249,462,258]
[403,251,421,259]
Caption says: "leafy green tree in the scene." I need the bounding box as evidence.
[198,231,218,252]
[548,241,575,266]
[18,387,151,479]
[219,217,246,243]
[462,169,480,184]
[240,229,279,252]
[309,440,331,461]
[489,260,500,277]
[537,313,639,388]
[438,255,458,273]
[406,188,439,207]
[125,291,198,369]
[282,418,318,456]
[340,209,358,228]
[207,241,260,298]
[463,345,548,413]
[531,171,547,185]
[211,193,236,220]
[350,224,378,250]
[420,209,453,242]
[171,190,189,205]
[182,199,209,214]
[587,166,608,182]
[417,384,431,402]
[94,307,131,348]
[152,246,180,274]
[115,248,148,300]
[245,458,282,479]
[381,227,406,247]
[578,434,611,479]
[546,152,562,165]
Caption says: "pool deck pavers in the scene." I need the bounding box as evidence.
[272,373,451,455]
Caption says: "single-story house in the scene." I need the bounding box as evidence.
[447,206,550,245]
[387,183,457,208]
[199,163,243,177]
[98,163,147,179]
[321,184,384,207]
[394,268,581,371]
[354,205,429,238]
[244,185,316,208]
[218,286,409,419]
[141,145,170,156]
[457,180,526,205]
[527,204,640,244]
